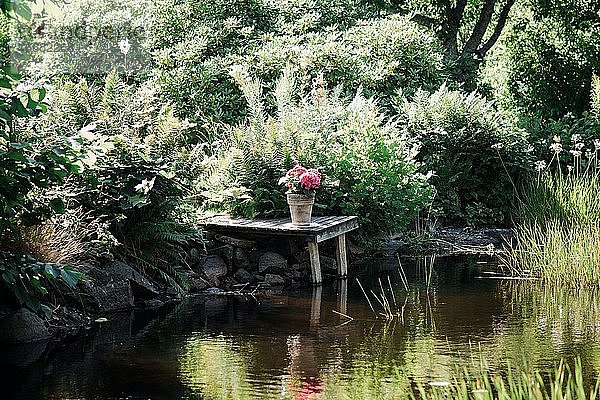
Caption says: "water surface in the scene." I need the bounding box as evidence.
[2,255,599,399]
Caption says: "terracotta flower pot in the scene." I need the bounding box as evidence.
[287,193,315,226]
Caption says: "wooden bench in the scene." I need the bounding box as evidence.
[205,216,359,285]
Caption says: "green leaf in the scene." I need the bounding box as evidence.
[40,304,52,318]
[60,268,81,287]
[2,271,14,284]
[43,264,59,278]
[1,65,21,80]
[0,109,12,121]
[7,150,28,162]
[31,87,46,102]
[49,198,65,214]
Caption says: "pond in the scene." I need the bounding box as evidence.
[2,255,599,399]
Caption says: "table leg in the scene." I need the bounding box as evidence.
[308,241,322,285]
[337,279,348,316]
[335,233,348,277]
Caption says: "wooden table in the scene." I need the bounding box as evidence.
[205,216,359,285]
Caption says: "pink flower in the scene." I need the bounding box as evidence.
[287,165,307,177]
[299,169,321,190]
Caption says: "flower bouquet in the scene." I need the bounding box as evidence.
[279,165,322,226]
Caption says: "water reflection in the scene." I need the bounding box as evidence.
[2,256,600,399]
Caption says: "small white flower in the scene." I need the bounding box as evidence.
[228,64,249,84]
[594,139,600,150]
[135,176,156,195]
[586,150,594,158]
[118,38,131,55]
[550,142,563,154]
[574,142,584,150]
[572,133,582,143]
[567,165,574,173]
[534,160,547,171]
[491,143,503,150]
[570,149,582,157]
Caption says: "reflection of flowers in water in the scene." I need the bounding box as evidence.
[286,334,324,399]
[294,376,324,400]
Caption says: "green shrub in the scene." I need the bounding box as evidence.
[0,252,84,316]
[592,75,600,116]
[200,68,433,237]
[149,8,446,128]
[520,112,600,177]
[13,0,150,79]
[397,85,531,226]
[248,16,445,111]
[30,72,199,291]
[503,1,600,119]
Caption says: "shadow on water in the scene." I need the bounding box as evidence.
[1,255,600,399]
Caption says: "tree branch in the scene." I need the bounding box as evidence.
[442,0,467,58]
[462,0,497,55]
[479,0,516,57]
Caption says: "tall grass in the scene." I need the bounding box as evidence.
[504,221,600,287]
[504,160,600,287]
[516,174,600,226]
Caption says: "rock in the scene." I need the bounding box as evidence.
[292,249,310,264]
[104,261,159,298]
[321,255,337,271]
[248,250,262,265]
[220,276,237,290]
[214,234,255,249]
[145,299,165,309]
[0,340,48,366]
[234,268,256,283]
[289,264,307,279]
[0,308,50,343]
[381,238,405,256]
[265,273,285,286]
[201,255,228,281]
[188,274,210,292]
[258,252,288,273]
[86,281,134,312]
[233,248,250,269]
[189,248,205,266]
[209,245,234,268]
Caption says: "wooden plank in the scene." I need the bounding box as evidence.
[315,219,359,243]
[335,233,348,277]
[308,241,322,285]
[206,216,358,239]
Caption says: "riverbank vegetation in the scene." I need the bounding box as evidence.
[0,0,599,315]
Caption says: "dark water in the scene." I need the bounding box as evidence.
[2,255,600,399]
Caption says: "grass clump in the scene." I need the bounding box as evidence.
[503,132,600,287]
[504,221,600,287]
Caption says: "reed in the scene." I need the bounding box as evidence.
[505,171,600,287]
[503,220,600,287]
